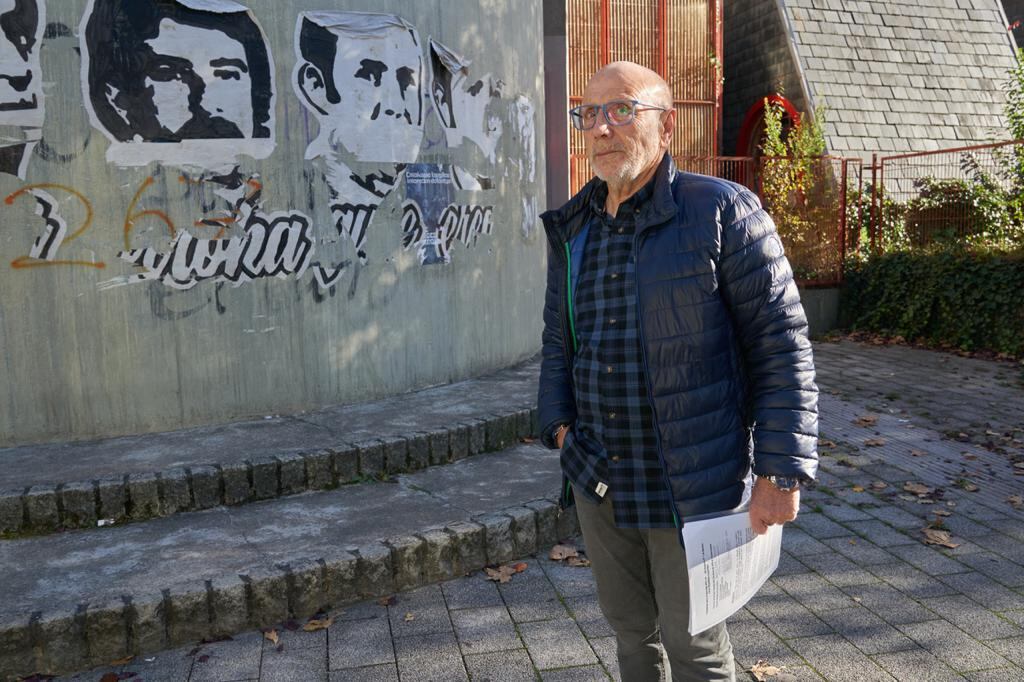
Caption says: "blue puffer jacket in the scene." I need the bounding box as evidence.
[538,153,818,520]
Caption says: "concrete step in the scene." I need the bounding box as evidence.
[0,441,575,679]
[0,358,540,538]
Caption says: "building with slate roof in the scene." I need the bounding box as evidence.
[723,0,1020,162]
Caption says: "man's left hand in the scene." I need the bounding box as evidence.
[749,476,800,535]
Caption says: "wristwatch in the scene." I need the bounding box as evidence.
[764,475,802,492]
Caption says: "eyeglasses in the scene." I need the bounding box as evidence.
[569,99,669,131]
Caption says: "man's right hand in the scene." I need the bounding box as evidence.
[555,424,570,448]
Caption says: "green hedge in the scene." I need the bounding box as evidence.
[841,251,1024,357]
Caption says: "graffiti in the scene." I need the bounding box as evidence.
[6,183,103,269]
[82,0,275,169]
[0,0,44,177]
[440,203,493,249]
[402,199,493,263]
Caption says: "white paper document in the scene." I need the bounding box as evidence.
[681,511,783,635]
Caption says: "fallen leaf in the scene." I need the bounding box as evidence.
[100,675,119,682]
[109,655,134,666]
[567,556,592,567]
[869,481,888,490]
[519,436,535,444]
[899,494,918,502]
[263,629,279,646]
[864,438,886,447]
[933,509,952,517]
[854,415,878,427]
[818,439,837,448]
[303,616,334,632]
[956,432,970,442]
[484,565,517,583]
[910,449,927,457]
[513,562,528,573]
[851,485,865,493]
[851,596,863,603]
[378,595,397,607]
[404,612,415,622]
[963,453,978,461]
[750,659,788,680]
[1008,495,1023,509]
[549,544,579,561]
[922,527,960,549]
[904,482,934,496]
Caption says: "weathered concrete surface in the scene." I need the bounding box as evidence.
[0,358,539,491]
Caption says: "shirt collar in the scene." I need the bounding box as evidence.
[588,173,658,219]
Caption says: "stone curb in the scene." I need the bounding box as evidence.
[0,407,538,538]
[0,497,580,679]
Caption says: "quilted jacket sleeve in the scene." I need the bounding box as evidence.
[537,242,577,449]
[717,189,819,481]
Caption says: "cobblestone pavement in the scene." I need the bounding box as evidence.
[54,342,1024,681]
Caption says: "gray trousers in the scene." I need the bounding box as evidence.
[573,487,736,682]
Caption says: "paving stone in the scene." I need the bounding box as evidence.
[899,620,1011,672]
[969,533,1024,565]
[797,551,880,587]
[328,614,394,670]
[445,520,487,575]
[388,585,452,639]
[449,424,471,461]
[844,519,915,547]
[25,484,58,529]
[160,468,191,514]
[0,489,22,534]
[245,565,289,629]
[331,444,360,484]
[781,527,833,555]
[127,591,167,655]
[209,574,249,638]
[428,429,451,465]
[839,582,936,626]
[35,604,86,675]
[478,513,516,565]
[187,631,262,682]
[885,543,970,576]
[920,594,1024,641]
[356,440,385,478]
[335,598,386,622]
[787,634,896,681]
[189,465,221,510]
[60,481,97,528]
[386,534,425,591]
[329,664,399,682]
[127,473,160,520]
[864,504,929,530]
[466,419,487,455]
[463,649,537,681]
[791,512,853,539]
[525,499,560,548]
[303,449,333,490]
[441,574,504,611]
[498,569,568,623]
[869,562,962,599]
[259,643,327,681]
[744,583,833,639]
[407,433,430,471]
[290,557,328,619]
[165,583,209,646]
[380,436,408,476]
[985,637,1024,667]
[964,669,1024,682]
[819,501,874,523]
[355,542,394,599]
[588,636,619,680]
[541,557,597,598]
[506,505,539,557]
[823,535,895,565]
[418,527,457,584]
[106,644,195,682]
[393,631,468,682]
[451,605,521,654]
[817,606,917,655]
[981,518,1024,541]
[773,572,857,613]
[277,452,308,495]
[871,646,966,682]
[565,593,613,639]
[519,618,597,670]
[541,665,610,681]
[1002,610,1024,628]
[321,549,359,608]
[956,551,1024,588]
[95,477,127,522]
[727,617,804,669]
[773,551,811,577]
[220,461,251,505]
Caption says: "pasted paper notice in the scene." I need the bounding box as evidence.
[682,511,782,635]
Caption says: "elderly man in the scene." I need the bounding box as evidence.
[537,61,818,680]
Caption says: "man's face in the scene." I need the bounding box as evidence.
[329,26,423,163]
[143,18,253,138]
[0,0,37,109]
[581,73,668,187]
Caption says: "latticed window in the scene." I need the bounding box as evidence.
[567,0,723,194]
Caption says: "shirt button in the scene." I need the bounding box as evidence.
[610,455,621,462]
[606,365,614,373]
[610,273,619,279]
[617,227,624,234]
[609,318,617,325]
[608,412,616,419]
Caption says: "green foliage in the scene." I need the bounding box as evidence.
[1005,48,1024,142]
[842,250,1024,357]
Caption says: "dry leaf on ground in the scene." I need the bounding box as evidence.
[378,595,397,607]
[869,481,888,490]
[851,485,865,492]
[933,509,952,517]
[109,655,134,666]
[262,629,279,646]
[910,449,927,457]
[865,438,886,447]
[519,437,535,444]
[484,565,518,583]
[854,415,878,427]
[567,556,592,567]
[513,562,528,573]
[404,612,415,622]
[549,544,579,561]
[904,482,934,496]
[819,439,837,448]
[922,527,960,549]
[750,659,788,680]
[303,616,333,632]
[1008,495,1023,509]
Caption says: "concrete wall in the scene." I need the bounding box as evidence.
[722,0,807,156]
[799,287,840,338]
[0,0,546,446]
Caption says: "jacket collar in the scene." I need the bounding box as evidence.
[541,152,678,247]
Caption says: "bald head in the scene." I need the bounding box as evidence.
[584,61,673,109]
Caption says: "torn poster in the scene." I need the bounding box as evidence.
[429,38,503,165]
[404,163,453,265]
[0,0,44,177]
[681,510,782,635]
[81,0,276,170]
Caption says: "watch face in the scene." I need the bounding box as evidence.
[771,476,800,491]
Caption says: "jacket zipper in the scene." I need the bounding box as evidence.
[633,229,683,529]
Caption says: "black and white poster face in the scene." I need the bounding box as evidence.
[294,11,426,255]
[0,0,42,123]
[81,0,275,169]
